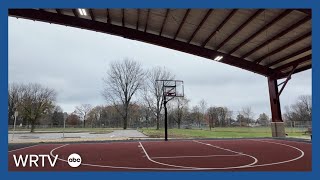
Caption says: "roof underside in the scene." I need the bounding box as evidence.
[9,9,312,79]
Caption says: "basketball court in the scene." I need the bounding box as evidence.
[8,9,312,172]
[8,138,311,171]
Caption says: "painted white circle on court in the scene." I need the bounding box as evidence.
[67,153,82,167]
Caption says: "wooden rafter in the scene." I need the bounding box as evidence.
[228,10,293,54]
[215,9,264,50]
[201,9,237,47]
[159,9,169,36]
[89,9,95,21]
[144,9,150,33]
[174,9,191,39]
[267,46,311,67]
[241,16,311,59]
[187,9,213,43]
[275,54,311,71]
[106,9,110,24]
[254,31,311,64]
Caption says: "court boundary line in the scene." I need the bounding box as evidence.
[151,154,242,159]
[8,144,41,153]
[45,139,307,171]
[245,139,305,167]
[138,141,258,170]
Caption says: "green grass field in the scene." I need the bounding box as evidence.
[139,127,311,139]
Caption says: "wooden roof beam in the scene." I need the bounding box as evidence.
[136,9,140,30]
[144,9,150,33]
[228,10,293,54]
[122,9,125,27]
[89,9,95,21]
[159,9,169,36]
[174,9,191,39]
[187,9,213,43]
[267,46,311,67]
[296,9,311,16]
[56,9,61,15]
[254,31,311,64]
[215,9,264,50]
[106,9,111,24]
[241,15,311,59]
[275,54,311,72]
[201,9,237,47]
[72,9,79,18]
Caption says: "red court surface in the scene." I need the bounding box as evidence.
[8,139,311,171]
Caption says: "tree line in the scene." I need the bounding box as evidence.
[8,58,312,132]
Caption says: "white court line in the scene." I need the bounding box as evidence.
[48,139,307,171]
[139,141,258,170]
[245,139,305,167]
[49,143,192,170]
[8,144,41,153]
[151,154,242,159]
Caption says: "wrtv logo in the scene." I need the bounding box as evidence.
[13,154,59,167]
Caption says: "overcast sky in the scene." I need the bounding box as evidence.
[8,17,312,119]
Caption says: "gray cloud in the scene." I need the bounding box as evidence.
[9,17,311,119]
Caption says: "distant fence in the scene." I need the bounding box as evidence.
[8,121,311,134]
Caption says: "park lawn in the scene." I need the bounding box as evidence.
[139,128,310,139]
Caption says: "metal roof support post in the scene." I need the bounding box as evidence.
[268,77,286,137]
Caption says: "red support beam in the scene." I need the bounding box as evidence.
[268,77,282,122]
[254,31,311,64]
[187,9,213,43]
[215,9,264,50]
[276,63,311,78]
[278,65,298,96]
[159,9,169,36]
[201,9,237,47]
[267,46,311,67]
[241,16,311,59]
[174,9,190,39]
[8,9,275,77]
[291,64,312,75]
[277,64,312,79]
[228,10,293,55]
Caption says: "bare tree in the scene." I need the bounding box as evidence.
[8,83,22,125]
[87,105,103,128]
[102,59,145,129]
[171,96,189,129]
[257,113,270,126]
[66,113,81,126]
[19,83,56,132]
[192,105,202,128]
[199,99,207,127]
[207,106,218,130]
[241,106,254,126]
[75,104,92,128]
[284,95,312,123]
[143,66,174,130]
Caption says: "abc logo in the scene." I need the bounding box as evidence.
[67,153,82,168]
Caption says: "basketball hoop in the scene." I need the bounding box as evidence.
[155,80,184,141]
